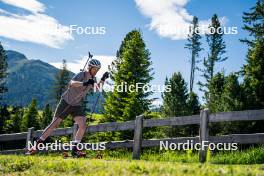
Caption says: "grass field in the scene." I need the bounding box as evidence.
[1,155,264,176]
[1,147,264,176]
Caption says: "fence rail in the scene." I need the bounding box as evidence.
[0,109,264,162]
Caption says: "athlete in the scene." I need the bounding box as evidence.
[26,59,109,157]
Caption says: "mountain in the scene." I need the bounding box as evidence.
[4,50,62,108]
[3,50,105,112]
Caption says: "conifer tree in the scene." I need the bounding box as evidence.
[198,14,227,105]
[11,107,23,133]
[53,59,71,103]
[162,72,188,117]
[208,72,225,113]
[104,30,154,122]
[21,99,40,131]
[241,1,264,109]
[0,105,10,134]
[185,16,202,93]
[42,104,53,129]
[240,0,264,46]
[221,73,243,111]
[162,72,189,137]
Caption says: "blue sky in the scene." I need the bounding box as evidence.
[0,0,256,106]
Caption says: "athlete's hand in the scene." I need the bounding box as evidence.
[101,72,109,81]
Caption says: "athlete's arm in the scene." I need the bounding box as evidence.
[70,79,95,87]
[70,72,89,87]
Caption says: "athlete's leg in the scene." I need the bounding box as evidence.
[26,116,63,155]
[39,116,63,140]
[39,99,69,140]
[73,116,87,142]
[26,99,69,155]
[71,116,87,157]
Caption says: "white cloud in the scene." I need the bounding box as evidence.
[0,0,73,48]
[135,0,227,40]
[50,55,115,80]
[0,0,45,13]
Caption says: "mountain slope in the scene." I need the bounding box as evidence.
[4,50,61,108]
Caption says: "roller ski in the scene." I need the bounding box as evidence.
[63,150,103,159]
[62,144,86,158]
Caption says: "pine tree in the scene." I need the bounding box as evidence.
[243,38,264,109]
[0,105,10,134]
[42,104,53,129]
[185,16,202,93]
[0,109,4,134]
[240,0,264,46]
[3,106,23,133]
[198,14,227,105]
[208,72,225,113]
[104,30,154,122]
[21,99,40,131]
[242,40,264,134]
[162,72,189,137]
[220,74,247,134]
[187,92,200,115]
[53,59,71,103]
[162,72,188,117]
[0,42,8,105]
[207,72,245,135]
[241,0,264,109]
[238,0,264,134]
[185,92,200,136]
[243,41,264,135]
[221,73,243,111]
[11,107,23,133]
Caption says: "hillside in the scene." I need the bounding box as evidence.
[4,50,60,108]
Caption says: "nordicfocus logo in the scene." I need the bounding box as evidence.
[160,140,238,151]
[31,24,106,37]
[94,82,172,93]
[158,25,238,36]
[69,25,106,35]
[27,140,106,151]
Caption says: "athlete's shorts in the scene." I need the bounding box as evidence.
[54,99,85,119]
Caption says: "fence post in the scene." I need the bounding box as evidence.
[72,123,78,141]
[26,127,34,150]
[132,115,144,160]
[199,108,209,163]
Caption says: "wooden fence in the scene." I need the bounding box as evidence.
[0,108,264,162]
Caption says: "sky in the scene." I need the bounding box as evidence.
[0,0,257,106]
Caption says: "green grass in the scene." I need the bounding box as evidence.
[84,146,264,164]
[1,146,264,175]
[211,146,264,164]
[99,148,200,163]
[1,154,264,176]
